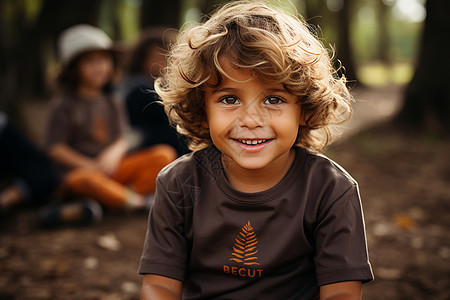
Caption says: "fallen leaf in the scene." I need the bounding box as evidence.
[393,213,415,230]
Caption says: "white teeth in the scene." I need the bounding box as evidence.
[238,139,267,145]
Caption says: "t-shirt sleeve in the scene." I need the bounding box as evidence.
[138,176,189,281]
[314,184,374,286]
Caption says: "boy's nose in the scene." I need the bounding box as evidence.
[238,102,265,129]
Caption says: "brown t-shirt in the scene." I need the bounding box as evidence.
[46,93,126,158]
[139,146,373,300]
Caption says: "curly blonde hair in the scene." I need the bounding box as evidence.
[156,0,352,152]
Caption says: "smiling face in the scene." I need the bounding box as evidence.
[78,50,114,91]
[205,58,302,176]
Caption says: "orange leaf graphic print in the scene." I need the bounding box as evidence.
[229,221,260,266]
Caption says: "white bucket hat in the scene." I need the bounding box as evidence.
[58,24,113,66]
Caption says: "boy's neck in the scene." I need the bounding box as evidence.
[222,149,296,193]
[78,85,103,99]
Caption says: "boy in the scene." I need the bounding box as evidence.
[139,1,373,299]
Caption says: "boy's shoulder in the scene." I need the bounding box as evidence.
[306,150,356,183]
[299,147,358,188]
[298,147,360,214]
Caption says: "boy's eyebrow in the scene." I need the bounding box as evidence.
[264,88,289,94]
[211,87,239,94]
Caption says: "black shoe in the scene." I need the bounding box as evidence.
[39,199,102,228]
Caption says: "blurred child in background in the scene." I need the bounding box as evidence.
[42,24,176,226]
[0,111,59,214]
[119,27,189,156]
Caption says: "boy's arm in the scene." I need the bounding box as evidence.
[96,137,128,175]
[48,142,98,170]
[141,274,182,300]
[320,281,361,300]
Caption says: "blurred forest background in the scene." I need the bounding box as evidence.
[0,0,449,299]
[1,0,449,132]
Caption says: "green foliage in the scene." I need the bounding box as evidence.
[388,20,422,62]
[351,4,423,64]
[119,2,140,41]
[0,0,426,113]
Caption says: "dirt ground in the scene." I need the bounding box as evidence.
[1,86,449,299]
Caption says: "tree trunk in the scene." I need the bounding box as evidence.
[0,0,28,123]
[334,0,357,82]
[140,0,182,29]
[0,0,14,113]
[19,0,101,96]
[303,0,325,28]
[198,0,229,17]
[1,0,102,125]
[10,0,102,95]
[304,0,358,82]
[375,0,390,63]
[398,0,450,131]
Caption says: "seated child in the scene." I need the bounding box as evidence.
[45,24,177,217]
[0,112,59,212]
[119,27,189,156]
[139,1,373,299]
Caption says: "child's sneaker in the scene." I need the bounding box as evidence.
[39,199,103,228]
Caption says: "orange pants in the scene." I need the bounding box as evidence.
[63,145,176,209]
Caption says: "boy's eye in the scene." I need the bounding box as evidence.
[264,96,284,105]
[220,96,240,105]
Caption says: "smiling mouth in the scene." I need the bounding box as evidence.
[234,139,271,145]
